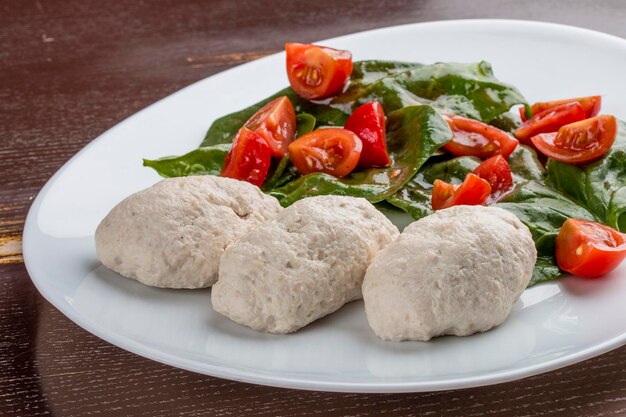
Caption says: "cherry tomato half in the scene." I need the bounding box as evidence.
[556,218,626,278]
[285,43,353,100]
[531,95,602,119]
[530,115,617,165]
[221,127,271,187]
[344,101,391,169]
[515,102,586,144]
[288,128,362,178]
[442,115,519,159]
[472,155,513,199]
[431,173,492,210]
[245,96,296,158]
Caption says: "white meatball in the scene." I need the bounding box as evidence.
[95,176,282,289]
[362,205,536,342]
[211,195,400,333]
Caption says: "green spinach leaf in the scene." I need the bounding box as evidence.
[346,61,527,122]
[295,113,316,137]
[143,143,231,177]
[530,256,563,287]
[497,181,597,256]
[350,60,423,84]
[262,156,298,191]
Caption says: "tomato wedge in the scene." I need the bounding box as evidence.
[442,115,518,159]
[285,43,353,100]
[530,115,617,165]
[245,96,296,157]
[472,155,513,199]
[556,218,626,278]
[431,173,492,210]
[221,127,271,187]
[515,102,586,144]
[288,128,362,178]
[344,101,391,168]
[519,106,528,122]
[531,96,601,119]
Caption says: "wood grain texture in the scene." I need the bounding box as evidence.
[1,0,626,416]
[0,236,22,264]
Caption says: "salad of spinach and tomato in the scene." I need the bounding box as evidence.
[144,42,626,286]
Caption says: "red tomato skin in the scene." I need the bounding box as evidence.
[245,96,296,158]
[287,128,362,178]
[344,101,391,168]
[531,96,602,119]
[519,106,528,122]
[431,173,492,210]
[556,218,626,278]
[472,155,513,198]
[431,180,456,210]
[515,102,586,144]
[442,115,519,159]
[285,43,353,100]
[530,115,618,165]
[221,127,272,187]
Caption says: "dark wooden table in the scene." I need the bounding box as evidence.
[2,1,626,416]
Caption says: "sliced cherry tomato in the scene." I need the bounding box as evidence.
[431,173,492,210]
[344,101,391,168]
[288,128,362,177]
[530,115,617,165]
[515,102,586,144]
[472,155,513,198]
[285,43,353,100]
[244,96,296,157]
[519,106,528,122]
[556,218,626,278]
[531,96,602,119]
[221,127,271,187]
[442,115,518,159]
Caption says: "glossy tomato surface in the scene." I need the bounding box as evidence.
[221,127,272,186]
[531,95,602,119]
[285,43,353,100]
[519,106,529,122]
[245,96,296,157]
[531,115,617,164]
[443,115,518,159]
[431,173,491,210]
[556,218,626,278]
[344,101,391,168]
[515,102,586,143]
[287,128,362,178]
[472,155,513,198]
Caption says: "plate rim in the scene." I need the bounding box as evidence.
[23,18,626,393]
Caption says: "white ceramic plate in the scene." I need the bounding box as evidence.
[23,20,626,393]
